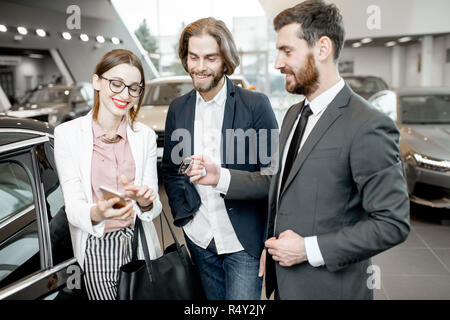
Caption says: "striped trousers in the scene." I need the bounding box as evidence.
[84,227,133,300]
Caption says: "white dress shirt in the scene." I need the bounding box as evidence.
[183,81,244,254]
[216,78,345,267]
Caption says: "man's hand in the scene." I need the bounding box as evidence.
[187,154,221,186]
[265,230,307,267]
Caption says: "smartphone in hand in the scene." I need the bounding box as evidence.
[99,186,127,209]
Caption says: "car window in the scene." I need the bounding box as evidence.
[145,82,194,106]
[346,77,388,94]
[27,88,70,104]
[0,161,34,223]
[401,95,450,124]
[80,83,94,104]
[0,153,40,289]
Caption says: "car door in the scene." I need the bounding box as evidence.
[0,134,79,300]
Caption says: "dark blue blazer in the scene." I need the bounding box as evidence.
[161,76,279,258]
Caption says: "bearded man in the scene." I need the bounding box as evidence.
[187,1,410,300]
[161,17,278,300]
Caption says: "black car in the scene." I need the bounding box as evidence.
[343,75,389,100]
[6,83,93,127]
[0,116,82,300]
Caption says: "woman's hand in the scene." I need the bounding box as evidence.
[91,197,134,224]
[121,175,156,209]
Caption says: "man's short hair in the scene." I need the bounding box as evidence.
[274,0,345,61]
[178,17,240,75]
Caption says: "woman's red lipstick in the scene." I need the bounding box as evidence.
[112,98,129,109]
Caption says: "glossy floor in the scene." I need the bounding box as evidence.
[156,184,450,300]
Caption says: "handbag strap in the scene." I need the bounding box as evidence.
[160,208,183,252]
[136,218,155,282]
[131,219,139,261]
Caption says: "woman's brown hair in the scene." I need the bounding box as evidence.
[178,17,240,75]
[92,49,145,129]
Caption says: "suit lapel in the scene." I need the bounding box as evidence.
[280,84,352,197]
[79,113,94,202]
[221,77,236,167]
[182,90,197,156]
[268,101,304,206]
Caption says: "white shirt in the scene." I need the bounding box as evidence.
[183,81,244,254]
[216,78,346,266]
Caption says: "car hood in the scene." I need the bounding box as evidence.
[400,124,450,160]
[7,103,66,118]
[137,105,168,132]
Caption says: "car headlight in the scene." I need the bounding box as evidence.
[413,153,450,170]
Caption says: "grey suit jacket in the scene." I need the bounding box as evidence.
[225,84,410,299]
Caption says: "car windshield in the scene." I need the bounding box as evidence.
[346,77,388,94]
[401,95,450,124]
[144,79,245,106]
[26,88,70,104]
[145,82,194,106]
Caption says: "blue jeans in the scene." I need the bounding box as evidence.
[184,235,262,300]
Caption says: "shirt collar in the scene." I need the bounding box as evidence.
[304,78,345,116]
[92,116,128,139]
[196,78,228,107]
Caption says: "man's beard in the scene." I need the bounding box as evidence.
[282,53,319,96]
[190,69,224,93]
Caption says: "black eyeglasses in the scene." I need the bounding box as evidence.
[99,75,144,97]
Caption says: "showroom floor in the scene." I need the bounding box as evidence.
[155,184,450,300]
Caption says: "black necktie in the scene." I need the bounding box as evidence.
[280,103,313,192]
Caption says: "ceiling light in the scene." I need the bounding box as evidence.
[385,41,396,47]
[29,53,44,59]
[352,42,362,48]
[17,26,27,35]
[96,35,105,43]
[398,36,412,43]
[361,38,372,44]
[0,25,7,32]
[36,29,46,37]
[111,37,120,45]
[62,32,71,40]
[80,33,89,42]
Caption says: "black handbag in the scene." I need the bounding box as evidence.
[117,209,204,300]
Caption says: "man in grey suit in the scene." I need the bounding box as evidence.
[188,0,410,300]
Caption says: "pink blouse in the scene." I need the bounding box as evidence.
[91,117,136,233]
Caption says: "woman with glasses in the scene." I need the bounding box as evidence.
[54,49,162,300]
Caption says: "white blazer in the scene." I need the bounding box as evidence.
[54,112,163,269]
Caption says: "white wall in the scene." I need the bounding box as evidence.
[404,43,421,88]
[259,0,450,40]
[340,46,393,86]
[403,35,450,88]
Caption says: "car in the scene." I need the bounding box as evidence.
[137,75,250,162]
[0,116,83,300]
[6,82,93,128]
[343,75,389,100]
[369,87,450,209]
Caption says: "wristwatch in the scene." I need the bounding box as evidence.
[137,201,153,212]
